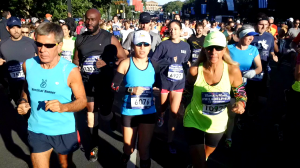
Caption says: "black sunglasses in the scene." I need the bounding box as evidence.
[135,42,150,47]
[35,41,58,48]
[205,46,224,51]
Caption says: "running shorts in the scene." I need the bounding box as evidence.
[28,131,79,154]
[161,88,184,94]
[121,113,156,127]
[184,127,224,147]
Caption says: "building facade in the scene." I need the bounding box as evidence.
[146,1,159,12]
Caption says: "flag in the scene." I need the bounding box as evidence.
[226,0,234,11]
[258,0,268,8]
[201,4,206,14]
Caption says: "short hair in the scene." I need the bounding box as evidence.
[35,22,63,43]
[174,14,180,18]
[195,22,203,29]
[168,20,182,30]
[294,19,300,24]
[21,24,30,29]
[2,11,10,18]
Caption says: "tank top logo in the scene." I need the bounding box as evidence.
[174,56,177,62]
[40,79,47,88]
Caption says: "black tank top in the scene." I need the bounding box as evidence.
[76,29,115,84]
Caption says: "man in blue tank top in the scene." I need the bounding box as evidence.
[17,22,87,168]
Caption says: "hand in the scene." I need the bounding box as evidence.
[0,58,6,66]
[272,54,278,62]
[17,103,31,115]
[132,87,145,95]
[45,100,65,113]
[187,61,191,67]
[232,101,245,114]
[243,70,256,79]
[96,58,106,68]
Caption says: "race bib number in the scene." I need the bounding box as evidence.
[192,49,201,62]
[8,62,25,80]
[130,87,153,109]
[82,55,100,75]
[167,64,183,81]
[61,51,72,62]
[202,92,230,115]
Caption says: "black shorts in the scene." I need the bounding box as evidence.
[28,131,79,155]
[122,113,156,127]
[184,127,224,147]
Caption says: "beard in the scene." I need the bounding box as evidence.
[11,33,22,40]
[87,24,100,34]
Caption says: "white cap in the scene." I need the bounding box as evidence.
[133,30,151,45]
[59,20,65,23]
[289,18,294,22]
[236,20,240,24]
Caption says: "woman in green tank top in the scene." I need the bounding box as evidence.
[184,31,247,168]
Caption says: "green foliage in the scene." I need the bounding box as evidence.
[162,0,184,14]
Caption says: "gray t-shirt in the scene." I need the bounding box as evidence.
[122,30,161,57]
[287,28,300,39]
[0,37,37,80]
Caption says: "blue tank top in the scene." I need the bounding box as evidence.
[26,57,77,135]
[122,57,156,116]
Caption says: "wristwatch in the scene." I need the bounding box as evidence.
[127,87,133,93]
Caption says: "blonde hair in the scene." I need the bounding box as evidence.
[193,47,239,66]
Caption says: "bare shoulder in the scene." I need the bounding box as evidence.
[118,58,130,74]
[189,65,198,76]
[228,64,240,76]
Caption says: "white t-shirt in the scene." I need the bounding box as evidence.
[151,29,159,34]
[120,29,134,44]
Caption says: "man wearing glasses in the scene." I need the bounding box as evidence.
[287,19,300,39]
[17,22,87,168]
[0,16,37,107]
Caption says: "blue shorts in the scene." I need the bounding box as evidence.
[28,131,79,155]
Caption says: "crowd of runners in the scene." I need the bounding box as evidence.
[0,8,299,168]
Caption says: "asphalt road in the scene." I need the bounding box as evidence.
[0,58,293,168]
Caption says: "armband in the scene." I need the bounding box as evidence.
[232,83,247,107]
[111,72,124,92]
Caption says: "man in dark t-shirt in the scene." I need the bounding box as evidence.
[187,24,205,63]
[0,16,37,104]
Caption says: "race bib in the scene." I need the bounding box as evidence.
[8,62,25,80]
[192,49,201,62]
[202,92,230,115]
[61,51,72,62]
[130,87,153,109]
[82,55,100,75]
[167,64,183,81]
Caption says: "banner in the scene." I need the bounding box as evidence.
[201,4,206,14]
[258,0,268,8]
[191,7,195,15]
[226,0,234,11]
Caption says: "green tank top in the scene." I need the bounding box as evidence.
[183,61,231,133]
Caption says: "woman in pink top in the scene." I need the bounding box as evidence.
[76,20,84,35]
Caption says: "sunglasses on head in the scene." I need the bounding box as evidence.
[135,42,150,47]
[35,41,58,48]
[205,46,224,51]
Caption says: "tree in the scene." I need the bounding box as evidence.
[162,0,184,14]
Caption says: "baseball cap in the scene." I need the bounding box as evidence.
[203,31,227,48]
[269,16,274,20]
[239,28,259,39]
[289,17,294,22]
[45,13,52,18]
[133,30,151,45]
[6,16,21,28]
[139,12,150,23]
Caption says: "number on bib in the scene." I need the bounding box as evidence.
[82,55,101,74]
[167,64,183,81]
[201,92,230,115]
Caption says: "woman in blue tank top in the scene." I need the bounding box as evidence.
[111,30,160,168]
[226,25,262,148]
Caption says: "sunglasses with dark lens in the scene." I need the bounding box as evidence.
[35,41,58,48]
[135,42,150,47]
[205,46,224,51]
